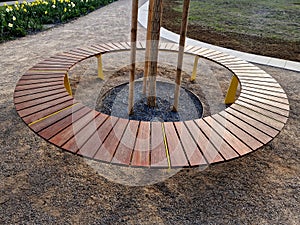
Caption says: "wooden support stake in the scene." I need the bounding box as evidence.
[191,55,199,82]
[173,0,190,112]
[128,0,139,115]
[147,0,163,107]
[143,0,154,95]
[97,54,104,80]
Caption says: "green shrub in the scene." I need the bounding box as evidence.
[0,0,116,42]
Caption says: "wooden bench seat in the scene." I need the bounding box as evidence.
[14,42,290,168]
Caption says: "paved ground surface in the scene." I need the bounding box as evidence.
[0,0,299,224]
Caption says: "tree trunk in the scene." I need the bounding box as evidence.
[143,0,154,95]
[147,0,163,107]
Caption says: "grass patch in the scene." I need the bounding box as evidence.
[174,0,300,41]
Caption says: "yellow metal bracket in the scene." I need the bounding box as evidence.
[64,73,72,96]
[96,54,104,80]
[191,55,200,82]
[225,75,239,104]
[161,123,171,169]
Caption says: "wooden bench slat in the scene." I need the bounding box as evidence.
[240,93,289,110]
[174,122,207,166]
[164,122,189,167]
[90,44,111,53]
[119,42,131,49]
[185,45,202,54]
[218,59,246,65]
[14,84,65,98]
[21,74,65,80]
[49,56,78,63]
[225,107,279,138]
[29,67,67,72]
[111,120,139,165]
[70,48,97,56]
[235,72,272,78]
[31,103,85,133]
[77,116,119,158]
[219,110,272,144]
[242,83,285,93]
[230,104,284,131]
[150,122,169,168]
[204,117,253,155]
[39,60,75,66]
[239,77,277,83]
[59,52,86,59]
[16,92,70,111]
[23,98,76,124]
[17,77,64,86]
[236,100,288,123]
[15,81,64,91]
[185,120,224,163]
[174,122,206,166]
[99,43,118,51]
[14,88,66,104]
[37,105,90,139]
[62,113,109,153]
[91,118,128,162]
[242,86,288,99]
[159,42,170,50]
[195,119,240,160]
[111,42,128,50]
[49,110,98,148]
[18,95,73,118]
[212,113,263,149]
[131,122,151,167]
[238,96,289,117]
[241,80,282,88]
[202,51,224,58]
[104,42,123,51]
[241,89,289,104]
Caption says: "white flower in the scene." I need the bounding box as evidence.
[71,2,75,7]
[13,16,16,21]
[8,23,13,28]
[52,4,56,8]
[6,8,10,13]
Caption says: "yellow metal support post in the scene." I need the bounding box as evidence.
[191,55,199,81]
[64,73,72,96]
[96,54,104,80]
[224,75,239,104]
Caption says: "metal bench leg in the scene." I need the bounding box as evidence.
[191,55,199,81]
[225,75,239,104]
[96,54,104,80]
[64,73,72,96]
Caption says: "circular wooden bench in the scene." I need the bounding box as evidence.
[14,42,290,168]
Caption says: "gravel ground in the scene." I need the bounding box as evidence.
[0,0,299,224]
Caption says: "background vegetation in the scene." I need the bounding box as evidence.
[0,0,116,42]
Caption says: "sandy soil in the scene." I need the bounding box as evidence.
[0,0,299,224]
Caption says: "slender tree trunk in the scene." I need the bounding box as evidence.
[147,0,163,107]
[128,0,139,115]
[173,0,190,112]
[143,0,154,95]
